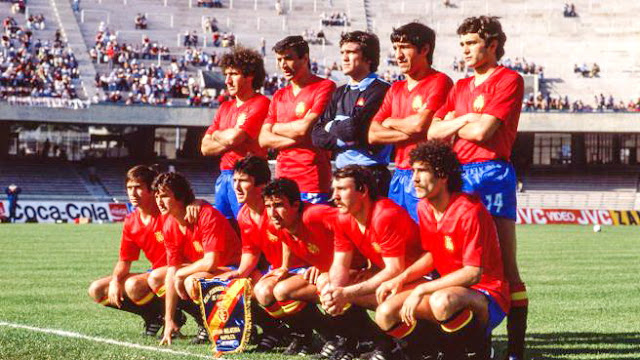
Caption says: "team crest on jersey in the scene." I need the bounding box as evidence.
[295,102,307,117]
[371,242,382,253]
[154,231,164,243]
[356,97,365,107]
[236,112,247,127]
[411,96,424,112]
[194,241,204,253]
[444,236,454,252]
[267,231,279,243]
[307,242,320,254]
[473,95,485,112]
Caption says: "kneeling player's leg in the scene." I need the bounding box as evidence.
[494,216,528,360]
[251,272,291,352]
[124,273,165,336]
[375,282,441,358]
[430,287,492,359]
[147,267,168,298]
[88,275,112,305]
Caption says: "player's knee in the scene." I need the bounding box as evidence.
[147,270,164,290]
[272,281,290,302]
[429,291,454,321]
[374,301,398,331]
[124,276,147,299]
[253,282,274,305]
[87,280,104,301]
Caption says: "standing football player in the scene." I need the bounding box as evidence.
[428,16,528,360]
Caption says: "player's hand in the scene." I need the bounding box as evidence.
[444,111,456,121]
[303,266,321,285]
[107,280,124,308]
[266,267,289,281]
[400,290,423,326]
[185,200,205,224]
[174,276,189,300]
[159,319,179,346]
[216,270,239,281]
[376,278,403,304]
[323,286,347,316]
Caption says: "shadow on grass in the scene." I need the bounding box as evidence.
[492,332,640,359]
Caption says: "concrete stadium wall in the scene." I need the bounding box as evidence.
[2,102,640,131]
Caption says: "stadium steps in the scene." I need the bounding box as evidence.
[517,191,638,210]
[0,159,94,199]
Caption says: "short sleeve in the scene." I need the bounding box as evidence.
[309,80,336,115]
[425,74,453,112]
[482,73,524,122]
[239,97,270,138]
[264,91,280,125]
[372,85,394,123]
[460,208,485,268]
[434,83,457,119]
[119,217,141,262]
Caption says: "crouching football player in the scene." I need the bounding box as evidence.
[88,165,169,337]
[153,172,241,345]
[375,141,510,360]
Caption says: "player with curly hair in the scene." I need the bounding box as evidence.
[375,140,509,360]
[201,46,270,224]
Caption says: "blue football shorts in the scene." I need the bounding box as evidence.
[387,168,419,222]
[461,160,517,220]
[214,170,241,220]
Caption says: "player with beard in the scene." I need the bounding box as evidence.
[375,141,509,360]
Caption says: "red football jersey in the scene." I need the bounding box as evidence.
[237,205,306,269]
[417,193,510,312]
[163,205,241,267]
[334,198,422,269]
[265,77,335,193]
[372,70,452,169]
[271,203,338,272]
[205,94,270,170]
[119,209,167,269]
[434,66,524,164]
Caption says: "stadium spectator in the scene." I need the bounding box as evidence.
[197,0,222,8]
[564,3,577,17]
[25,14,45,31]
[275,0,284,15]
[201,16,218,33]
[134,14,147,30]
[320,12,349,26]
[4,184,21,223]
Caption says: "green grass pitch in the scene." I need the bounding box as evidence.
[1,223,639,360]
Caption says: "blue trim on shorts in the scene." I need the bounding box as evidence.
[461,160,517,221]
[301,192,330,204]
[475,289,507,335]
[388,169,419,222]
[264,266,310,275]
[214,170,241,220]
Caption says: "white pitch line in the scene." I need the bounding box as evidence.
[0,321,214,359]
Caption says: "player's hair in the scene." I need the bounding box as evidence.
[233,155,271,186]
[390,22,436,64]
[340,31,380,73]
[409,140,463,193]
[332,165,378,201]
[152,172,195,205]
[220,46,266,90]
[262,178,302,211]
[125,165,158,190]
[272,35,309,59]
[457,16,507,61]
